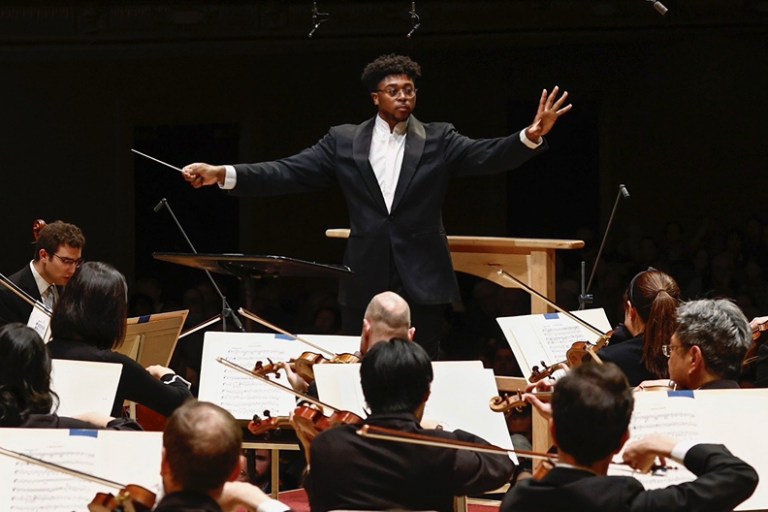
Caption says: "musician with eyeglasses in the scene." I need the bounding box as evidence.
[0,220,85,327]
[638,298,751,391]
[181,54,570,360]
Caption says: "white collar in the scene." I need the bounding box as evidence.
[374,114,408,136]
[29,260,54,296]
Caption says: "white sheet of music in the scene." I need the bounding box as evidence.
[608,389,768,511]
[0,429,162,512]
[496,308,612,379]
[314,361,517,463]
[198,331,359,420]
[50,360,122,417]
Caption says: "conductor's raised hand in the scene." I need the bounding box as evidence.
[182,163,226,188]
[525,86,572,143]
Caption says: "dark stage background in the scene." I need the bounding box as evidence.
[1,1,767,359]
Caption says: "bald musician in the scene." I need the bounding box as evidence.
[281,291,414,394]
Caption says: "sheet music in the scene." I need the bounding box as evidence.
[0,430,163,512]
[26,305,51,342]
[50,360,122,417]
[199,332,359,420]
[497,308,612,379]
[611,392,699,489]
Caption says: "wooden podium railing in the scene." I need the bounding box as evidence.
[326,229,584,314]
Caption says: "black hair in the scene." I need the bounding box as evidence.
[552,363,634,466]
[360,337,432,414]
[0,323,59,426]
[361,54,422,93]
[50,261,128,350]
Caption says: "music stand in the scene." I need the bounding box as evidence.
[153,253,353,280]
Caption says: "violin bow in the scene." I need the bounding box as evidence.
[178,314,222,340]
[356,425,676,475]
[216,356,348,414]
[0,445,125,490]
[496,269,606,338]
[238,307,337,358]
[0,272,52,317]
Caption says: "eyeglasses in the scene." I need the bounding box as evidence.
[662,344,686,358]
[376,86,417,99]
[53,253,84,267]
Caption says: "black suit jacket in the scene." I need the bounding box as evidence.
[231,116,547,307]
[154,490,221,512]
[501,444,758,512]
[0,264,45,326]
[598,334,660,387]
[305,412,515,512]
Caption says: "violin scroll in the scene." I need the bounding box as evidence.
[32,219,47,241]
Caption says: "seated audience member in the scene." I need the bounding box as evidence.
[0,323,139,430]
[302,337,514,512]
[647,298,751,390]
[502,363,758,512]
[281,291,414,393]
[599,269,680,386]
[47,262,192,417]
[158,399,290,512]
[0,220,85,326]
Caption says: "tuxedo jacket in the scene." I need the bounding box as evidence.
[305,412,515,512]
[231,116,547,307]
[501,444,758,512]
[0,264,50,327]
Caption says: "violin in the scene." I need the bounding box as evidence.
[239,307,360,382]
[739,317,768,386]
[0,445,156,512]
[489,390,552,414]
[218,356,363,441]
[248,410,292,437]
[529,361,569,383]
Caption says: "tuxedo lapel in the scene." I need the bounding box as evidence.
[352,118,388,213]
[391,116,425,213]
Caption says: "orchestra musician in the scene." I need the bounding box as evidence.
[301,337,514,512]
[0,323,140,430]
[46,262,193,418]
[159,399,292,512]
[502,363,758,512]
[0,220,84,327]
[180,53,571,360]
[638,298,751,390]
[280,290,414,394]
[598,269,680,386]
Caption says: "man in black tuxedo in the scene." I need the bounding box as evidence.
[182,54,570,359]
[300,337,514,512]
[0,221,84,326]
[502,362,757,512]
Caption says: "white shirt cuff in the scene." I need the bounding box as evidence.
[519,130,542,149]
[219,165,237,190]
[670,439,706,464]
[257,498,292,512]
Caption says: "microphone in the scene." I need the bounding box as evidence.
[620,184,630,199]
[648,0,668,15]
[579,184,632,309]
[154,199,245,332]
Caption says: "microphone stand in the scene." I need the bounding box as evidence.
[578,184,630,310]
[154,198,244,332]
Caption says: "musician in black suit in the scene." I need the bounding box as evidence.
[0,220,84,326]
[301,337,515,512]
[181,54,571,359]
[638,298,751,390]
[158,399,293,512]
[502,362,757,512]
